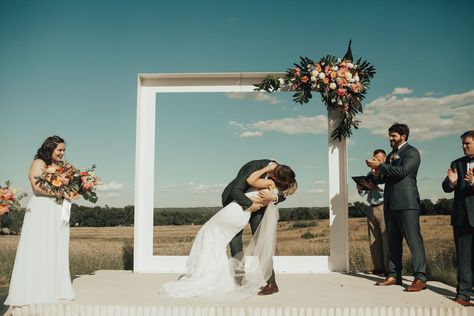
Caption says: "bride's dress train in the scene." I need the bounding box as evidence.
[161,189,279,298]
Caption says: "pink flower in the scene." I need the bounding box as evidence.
[337,88,347,96]
[82,182,92,191]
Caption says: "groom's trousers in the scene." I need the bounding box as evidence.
[229,207,276,284]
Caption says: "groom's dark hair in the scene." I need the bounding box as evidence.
[270,165,297,195]
[388,123,410,140]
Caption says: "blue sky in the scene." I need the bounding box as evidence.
[1,0,473,208]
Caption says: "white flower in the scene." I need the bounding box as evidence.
[278,78,285,86]
[311,70,319,77]
[345,72,353,80]
[311,76,317,82]
[318,72,325,79]
[332,66,339,71]
[329,82,337,90]
[337,58,341,63]
[346,63,354,69]
[353,75,360,82]
[46,166,56,173]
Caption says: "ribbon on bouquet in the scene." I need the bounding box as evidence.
[61,199,72,225]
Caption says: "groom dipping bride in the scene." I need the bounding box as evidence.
[161,159,297,298]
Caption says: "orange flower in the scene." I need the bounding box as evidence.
[52,178,62,187]
[330,71,337,79]
[300,76,309,83]
[315,64,322,72]
[339,78,348,87]
[352,82,362,93]
[323,77,330,85]
[0,204,9,216]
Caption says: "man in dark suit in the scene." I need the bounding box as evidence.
[222,159,295,295]
[442,130,474,306]
[366,123,428,291]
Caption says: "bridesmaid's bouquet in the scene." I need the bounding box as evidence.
[35,161,100,204]
[78,164,99,203]
[0,181,27,215]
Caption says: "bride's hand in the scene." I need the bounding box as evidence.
[266,162,278,172]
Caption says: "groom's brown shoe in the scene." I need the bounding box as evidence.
[405,278,427,292]
[257,282,279,295]
[375,276,402,286]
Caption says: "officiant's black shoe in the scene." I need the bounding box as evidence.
[257,282,279,295]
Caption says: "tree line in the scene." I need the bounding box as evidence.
[0,198,454,234]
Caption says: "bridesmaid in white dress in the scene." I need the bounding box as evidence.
[161,162,297,298]
[5,136,77,307]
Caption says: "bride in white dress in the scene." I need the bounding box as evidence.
[5,136,77,307]
[161,162,297,298]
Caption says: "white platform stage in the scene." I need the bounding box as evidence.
[10,271,471,316]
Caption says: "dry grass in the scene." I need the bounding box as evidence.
[0,215,456,288]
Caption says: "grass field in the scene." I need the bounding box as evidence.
[0,215,456,291]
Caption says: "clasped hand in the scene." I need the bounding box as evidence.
[249,189,277,212]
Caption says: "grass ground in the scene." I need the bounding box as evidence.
[0,215,456,293]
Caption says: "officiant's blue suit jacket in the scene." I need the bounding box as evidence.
[442,156,474,227]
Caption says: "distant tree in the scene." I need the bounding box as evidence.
[348,201,369,218]
[420,199,435,215]
[433,198,453,215]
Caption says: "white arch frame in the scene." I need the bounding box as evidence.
[134,73,348,273]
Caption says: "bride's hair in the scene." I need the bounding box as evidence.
[34,135,65,165]
[270,165,297,196]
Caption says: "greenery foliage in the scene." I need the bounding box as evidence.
[0,198,453,233]
[254,43,376,141]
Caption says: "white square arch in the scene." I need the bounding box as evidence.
[134,73,348,273]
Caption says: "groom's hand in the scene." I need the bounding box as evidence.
[249,202,264,212]
[258,189,278,204]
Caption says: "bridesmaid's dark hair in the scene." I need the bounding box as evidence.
[34,136,65,165]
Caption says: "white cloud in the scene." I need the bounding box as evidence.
[97,181,123,192]
[192,184,225,194]
[392,87,413,95]
[360,89,474,141]
[227,89,474,142]
[229,115,327,138]
[305,188,325,194]
[159,184,178,192]
[240,131,263,138]
[225,92,281,105]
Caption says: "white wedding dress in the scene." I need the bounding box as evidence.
[161,189,279,298]
[5,195,75,306]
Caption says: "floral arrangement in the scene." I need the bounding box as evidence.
[254,41,375,141]
[78,164,99,203]
[0,181,27,215]
[35,161,99,204]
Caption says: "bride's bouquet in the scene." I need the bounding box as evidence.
[35,161,99,204]
[0,181,27,215]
